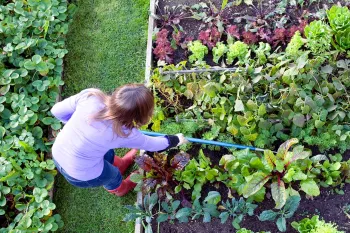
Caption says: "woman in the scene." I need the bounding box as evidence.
[51,84,187,196]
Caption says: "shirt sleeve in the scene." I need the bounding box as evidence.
[115,128,170,152]
[51,88,96,123]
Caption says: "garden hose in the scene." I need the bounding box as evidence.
[140,130,266,152]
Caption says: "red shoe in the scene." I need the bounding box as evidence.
[113,149,138,175]
[107,174,137,197]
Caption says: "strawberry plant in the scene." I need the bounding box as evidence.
[0,0,75,231]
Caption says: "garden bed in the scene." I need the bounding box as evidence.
[150,148,350,233]
[153,0,349,65]
[127,0,350,233]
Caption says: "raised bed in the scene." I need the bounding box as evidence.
[131,0,350,233]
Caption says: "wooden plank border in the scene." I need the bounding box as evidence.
[136,0,156,232]
[144,0,156,84]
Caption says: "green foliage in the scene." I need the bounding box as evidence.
[259,196,301,232]
[175,150,219,200]
[326,5,350,51]
[304,20,333,54]
[188,40,208,63]
[253,42,271,65]
[226,41,249,64]
[191,193,220,222]
[218,197,257,229]
[0,0,75,230]
[151,49,350,152]
[236,229,271,233]
[213,42,228,63]
[134,152,190,197]
[292,215,344,233]
[241,139,313,209]
[124,193,158,233]
[335,28,350,50]
[327,5,350,32]
[157,198,192,223]
[286,31,305,57]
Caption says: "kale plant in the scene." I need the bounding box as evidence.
[259,195,301,232]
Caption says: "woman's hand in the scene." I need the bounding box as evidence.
[176,133,189,146]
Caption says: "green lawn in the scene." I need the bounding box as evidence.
[54,0,149,232]
[61,0,149,97]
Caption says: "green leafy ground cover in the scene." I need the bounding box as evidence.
[0,0,75,231]
[53,0,149,232]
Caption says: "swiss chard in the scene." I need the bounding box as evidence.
[242,139,314,209]
[134,152,190,197]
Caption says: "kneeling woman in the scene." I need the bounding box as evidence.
[51,84,187,196]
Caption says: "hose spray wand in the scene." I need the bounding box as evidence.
[140,130,266,152]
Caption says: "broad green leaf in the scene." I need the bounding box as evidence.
[258,104,266,116]
[290,146,311,162]
[292,114,305,127]
[264,150,276,169]
[276,138,299,160]
[283,196,301,218]
[276,217,287,232]
[221,0,228,9]
[315,120,325,128]
[157,213,168,223]
[242,172,270,198]
[219,212,229,223]
[32,55,42,64]
[130,173,143,183]
[24,61,36,70]
[204,191,221,205]
[275,160,285,173]
[300,179,320,196]
[259,210,278,221]
[244,0,253,5]
[234,99,244,112]
[271,181,287,209]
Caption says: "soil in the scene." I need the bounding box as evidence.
[151,149,350,233]
[154,0,350,64]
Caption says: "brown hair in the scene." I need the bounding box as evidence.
[88,84,154,137]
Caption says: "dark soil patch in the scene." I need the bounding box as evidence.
[151,148,350,233]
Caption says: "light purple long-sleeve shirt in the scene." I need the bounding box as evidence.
[51,89,169,181]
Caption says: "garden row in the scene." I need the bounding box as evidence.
[125,1,350,233]
[0,0,75,231]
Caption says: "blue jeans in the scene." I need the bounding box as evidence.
[54,149,122,190]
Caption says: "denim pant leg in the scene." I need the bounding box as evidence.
[53,150,122,190]
[104,149,115,164]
